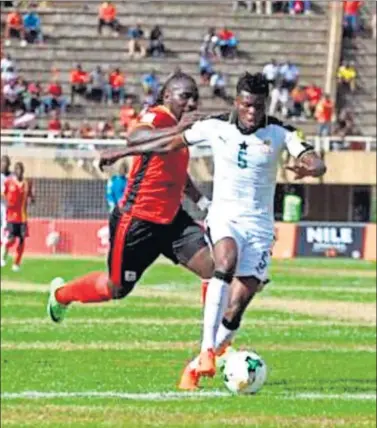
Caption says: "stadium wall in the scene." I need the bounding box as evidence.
[27,219,376,261]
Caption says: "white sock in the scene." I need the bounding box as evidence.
[215,322,238,351]
[189,322,238,370]
[1,243,7,262]
[201,277,230,352]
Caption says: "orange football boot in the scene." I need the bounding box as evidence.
[178,365,200,391]
[197,348,216,377]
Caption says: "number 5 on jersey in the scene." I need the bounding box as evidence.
[238,146,248,169]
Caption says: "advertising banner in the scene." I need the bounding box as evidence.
[296,222,366,259]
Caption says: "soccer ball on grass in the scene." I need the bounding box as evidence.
[222,350,267,394]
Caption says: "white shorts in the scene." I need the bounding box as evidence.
[205,216,273,280]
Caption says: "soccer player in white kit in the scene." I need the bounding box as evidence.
[1,156,12,245]
[98,72,327,390]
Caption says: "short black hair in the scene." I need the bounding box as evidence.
[156,71,197,105]
[14,162,24,171]
[236,72,269,97]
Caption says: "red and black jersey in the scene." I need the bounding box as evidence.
[119,105,189,224]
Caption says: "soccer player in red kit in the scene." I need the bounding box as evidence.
[47,73,213,347]
[1,162,34,271]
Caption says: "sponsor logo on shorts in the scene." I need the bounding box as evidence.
[124,271,137,282]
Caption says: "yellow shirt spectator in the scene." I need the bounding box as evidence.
[338,65,357,82]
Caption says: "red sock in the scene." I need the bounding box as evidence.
[5,238,16,252]
[14,241,25,266]
[201,280,209,307]
[55,272,113,305]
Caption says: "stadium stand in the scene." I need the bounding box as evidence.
[2,0,335,135]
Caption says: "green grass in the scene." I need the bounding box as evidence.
[1,257,376,427]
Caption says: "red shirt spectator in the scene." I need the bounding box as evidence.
[7,11,23,30]
[315,96,334,123]
[99,1,117,22]
[48,81,62,97]
[48,111,62,131]
[70,66,89,84]
[109,69,125,88]
[218,28,234,41]
[305,84,322,107]
[344,1,362,15]
[120,102,137,130]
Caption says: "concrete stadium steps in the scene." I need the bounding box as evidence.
[2,0,332,136]
[6,45,328,67]
[33,10,329,30]
[11,61,326,83]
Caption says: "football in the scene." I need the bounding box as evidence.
[222,350,267,394]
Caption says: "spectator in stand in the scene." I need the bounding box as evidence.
[120,97,137,131]
[1,63,18,85]
[70,64,89,105]
[288,0,312,15]
[98,1,120,36]
[106,162,128,213]
[1,54,16,83]
[218,27,238,59]
[210,71,232,104]
[79,121,95,139]
[201,28,219,57]
[279,60,299,91]
[337,60,357,93]
[199,51,214,84]
[315,94,334,137]
[106,67,125,105]
[61,121,74,138]
[142,88,157,108]
[262,58,279,89]
[97,116,117,139]
[13,108,37,130]
[142,70,159,100]
[289,85,307,120]
[343,1,362,37]
[254,1,273,15]
[268,78,290,117]
[88,66,107,102]
[304,82,322,117]
[48,110,62,132]
[44,78,67,114]
[333,107,355,145]
[3,79,22,111]
[233,1,252,12]
[24,81,43,114]
[148,25,165,57]
[4,8,27,47]
[23,9,44,44]
[127,23,146,58]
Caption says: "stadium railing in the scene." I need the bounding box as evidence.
[0,129,376,158]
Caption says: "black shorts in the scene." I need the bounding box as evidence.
[107,206,207,292]
[6,222,28,241]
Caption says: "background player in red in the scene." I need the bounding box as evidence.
[47,73,214,341]
[1,162,35,271]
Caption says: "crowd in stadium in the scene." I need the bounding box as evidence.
[0,0,375,142]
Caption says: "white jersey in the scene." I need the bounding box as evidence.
[184,115,313,239]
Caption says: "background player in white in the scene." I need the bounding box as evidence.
[99,72,327,390]
[1,155,12,245]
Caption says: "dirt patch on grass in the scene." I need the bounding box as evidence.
[256,297,376,323]
[2,281,376,323]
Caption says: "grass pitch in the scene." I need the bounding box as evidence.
[1,257,376,427]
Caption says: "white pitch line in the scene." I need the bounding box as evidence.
[1,391,376,401]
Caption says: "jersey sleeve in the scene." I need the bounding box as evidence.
[183,120,214,146]
[283,126,314,159]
